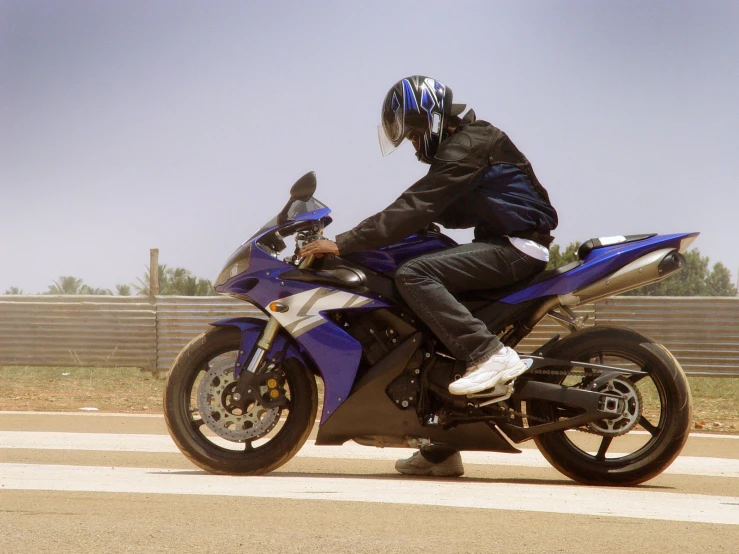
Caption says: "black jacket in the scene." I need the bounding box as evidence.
[336,110,558,255]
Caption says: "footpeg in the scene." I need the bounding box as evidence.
[467,383,509,399]
[467,383,514,407]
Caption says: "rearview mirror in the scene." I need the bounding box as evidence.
[290,171,317,202]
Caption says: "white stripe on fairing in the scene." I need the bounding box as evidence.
[268,287,372,337]
[1,463,737,525]
[1,432,738,478]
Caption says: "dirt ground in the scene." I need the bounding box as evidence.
[0,366,737,432]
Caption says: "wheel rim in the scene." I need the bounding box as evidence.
[180,345,295,453]
[535,348,671,466]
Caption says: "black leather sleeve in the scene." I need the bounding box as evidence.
[335,130,488,255]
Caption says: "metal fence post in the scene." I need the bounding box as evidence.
[149,249,160,297]
[149,248,160,376]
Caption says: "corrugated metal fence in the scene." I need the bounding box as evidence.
[155,297,262,373]
[0,296,156,368]
[0,296,261,373]
[596,297,739,377]
[0,295,737,376]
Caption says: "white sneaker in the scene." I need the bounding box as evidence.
[395,450,464,477]
[448,347,528,395]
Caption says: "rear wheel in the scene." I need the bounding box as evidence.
[163,326,318,475]
[528,326,692,486]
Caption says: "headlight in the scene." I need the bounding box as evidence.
[215,243,252,288]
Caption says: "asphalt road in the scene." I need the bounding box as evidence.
[1,411,737,554]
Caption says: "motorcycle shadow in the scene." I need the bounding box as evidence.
[270,471,670,489]
[149,470,670,490]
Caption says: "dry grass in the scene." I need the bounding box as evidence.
[0,366,163,413]
[688,377,739,431]
[0,366,737,432]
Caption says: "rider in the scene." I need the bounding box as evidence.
[299,76,558,477]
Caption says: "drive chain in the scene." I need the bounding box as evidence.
[504,367,614,436]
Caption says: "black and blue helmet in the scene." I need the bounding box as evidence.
[378,76,465,164]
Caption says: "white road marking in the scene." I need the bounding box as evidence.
[1,412,737,441]
[1,431,738,478]
[1,462,737,525]
[0,411,164,418]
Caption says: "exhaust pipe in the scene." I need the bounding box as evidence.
[559,248,686,307]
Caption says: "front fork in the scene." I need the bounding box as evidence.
[234,256,313,380]
[231,316,283,407]
[239,317,281,376]
[232,254,314,406]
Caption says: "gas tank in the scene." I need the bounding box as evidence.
[343,231,458,273]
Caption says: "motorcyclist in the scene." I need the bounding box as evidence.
[299,76,558,477]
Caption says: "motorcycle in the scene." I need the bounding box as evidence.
[164,171,697,486]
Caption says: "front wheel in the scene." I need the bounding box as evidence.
[163,326,318,475]
[528,326,692,486]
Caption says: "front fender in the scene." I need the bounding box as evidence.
[211,316,304,374]
[211,317,360,424]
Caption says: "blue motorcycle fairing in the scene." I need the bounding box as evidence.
[211,317,306,374]
[223,241,391,310]
[216,243,390,425]
[501,232,699,304]
[290,321,363,424]
[211,315,366,425]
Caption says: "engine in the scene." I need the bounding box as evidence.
[339,309,424,410]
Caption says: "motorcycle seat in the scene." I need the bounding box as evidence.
[577,233,656,260]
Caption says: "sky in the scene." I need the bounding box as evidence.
[1,1,738,294]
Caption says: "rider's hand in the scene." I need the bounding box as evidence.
[299,239,340,259]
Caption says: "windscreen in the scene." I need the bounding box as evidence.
[254,197,329,237]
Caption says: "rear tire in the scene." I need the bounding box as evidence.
[528,326,692,486]
[163,326,318,475]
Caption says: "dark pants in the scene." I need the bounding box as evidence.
[394,238,546,465]
[394,237,546,365]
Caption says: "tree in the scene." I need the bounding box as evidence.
[547,242,581,270]
[46,276,112,295]
[47,276,85,294]
[704,262,738,296]
[168,273,215,296]
[134,264,214,296]
[3,286,24,295]
[79,285,113,295]
[115,284,132,296]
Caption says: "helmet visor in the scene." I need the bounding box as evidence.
[378,92,406,156]
[378,124,400,157]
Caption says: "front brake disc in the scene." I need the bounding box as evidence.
[196,359,281,441]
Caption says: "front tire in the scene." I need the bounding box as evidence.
[528,326,692,486]
[163,326,318,475]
